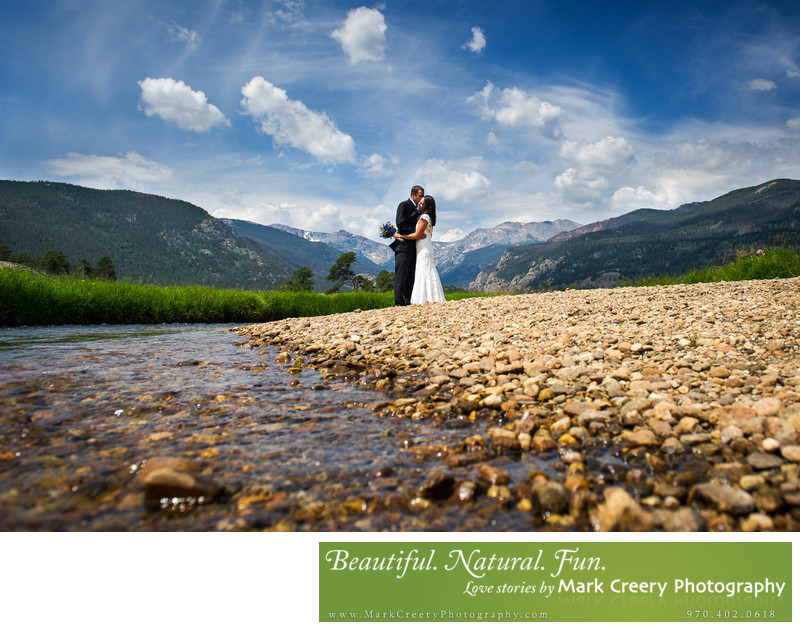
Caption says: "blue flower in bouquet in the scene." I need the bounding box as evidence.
[379,221,397,238]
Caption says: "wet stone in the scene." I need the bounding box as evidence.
[688,483,756,516]
[747,452,785,470]
[596,487,654,532]
[533,481,570,515]
[417,474,456,501]
[478,464,510,486]
[141,467,224,511]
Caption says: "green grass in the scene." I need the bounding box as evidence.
[624,247,800,287]
[0,267,480,326]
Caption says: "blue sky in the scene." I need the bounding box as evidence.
[2,0,799,242]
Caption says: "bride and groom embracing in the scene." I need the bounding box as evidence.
[390,185,446,306]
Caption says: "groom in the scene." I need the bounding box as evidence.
[391,185,424,305]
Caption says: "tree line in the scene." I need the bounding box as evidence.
[280,251,394,293]
[1,245,117,280]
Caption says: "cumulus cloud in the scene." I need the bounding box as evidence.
[230,199,375,235]
[138,78,229,132]
[331,7,387,64]
[46,151,172,188]
[747,78,777,91]
[464,27,486,53]
[672,138,752,171]
[610,185,667,212]
[555,136,635,204]
[559,136,635,175]
[468,81,564,139]
[604,134,800,215]
[787,117,800,130]
[358,153,394,178]
[240,76,356,164]
[438,228,467,243]
[168,23,200,51]
[415,158,491,202]
[554,168,609,204]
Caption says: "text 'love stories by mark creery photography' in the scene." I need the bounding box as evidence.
[319,542,792,623]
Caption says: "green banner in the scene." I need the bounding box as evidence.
[319,542,791,622]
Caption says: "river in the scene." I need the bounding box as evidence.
[0,324,562,531]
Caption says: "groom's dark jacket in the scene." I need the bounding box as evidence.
[390,199,419,252]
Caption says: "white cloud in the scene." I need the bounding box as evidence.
[216,197,378,236]
[787,117,800,130]
[610,185,668,212]
[559,136,635,176]
[554,168,609,204]
[747,78,778,91]
[415,158,491,202]
[358,153,394,178]
[240,76,356,164]
[438,228,467,243]
[555,136,635,205]
[168,23,200,51]
[138,78,229,132]
[468,81,564,139]
[331,7,387,64]
[672,138,751,171]
[45,151,172,188]
[269,0,309,28]
[464,27,486,53]
[603,133,800,215]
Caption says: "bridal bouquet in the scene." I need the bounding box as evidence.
[379,221,398,239]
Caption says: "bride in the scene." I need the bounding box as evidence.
[394,195,446,304]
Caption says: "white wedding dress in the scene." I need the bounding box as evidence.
[410,214,446,304]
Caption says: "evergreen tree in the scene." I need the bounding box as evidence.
[37,250,71,275]
[11,252,35,267]
[96,256,117,281]
[78,259,95,278]
[326,252,358,291]
[0,245,11,261]
[279,266,315,292]
[376,269,394,292]
[356,275,375,292]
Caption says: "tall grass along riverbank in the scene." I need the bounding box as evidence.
[3,246,798,326]
[0,266,403,326]
[626,246,800,286]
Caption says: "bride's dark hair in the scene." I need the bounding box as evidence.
[423,195,437,226]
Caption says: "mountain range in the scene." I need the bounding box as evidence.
[470,178,800,292]
[221,219,385,291]
[2,178,799,293]
[0,179,579,290]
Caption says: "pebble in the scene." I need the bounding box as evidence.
[239,278,800,532]
[140,460,224,511]
[781,445,800,462]
[595,487,654,532]
[688,483,756,516]
[532,480,570,515]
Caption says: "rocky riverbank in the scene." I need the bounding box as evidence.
[238,278,800,532]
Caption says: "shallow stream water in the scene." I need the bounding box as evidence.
[0,324,577,531]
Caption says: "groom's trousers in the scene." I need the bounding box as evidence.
[393,241,416,306]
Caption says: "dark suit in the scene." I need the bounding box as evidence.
[391,198,418,305]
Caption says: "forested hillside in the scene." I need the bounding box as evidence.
[225,219,384,291]
[0,180,291,289]
[471,179,800,292]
